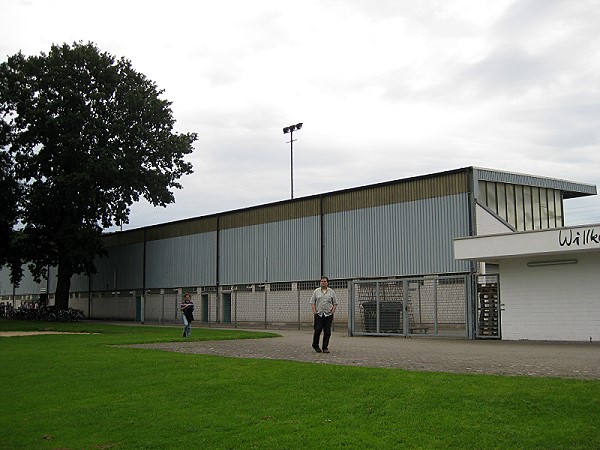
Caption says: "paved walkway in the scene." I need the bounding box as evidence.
[132,328,600,379]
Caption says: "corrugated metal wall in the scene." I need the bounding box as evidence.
[0,267,45,295]
[90,242,144,291]
[324,194,472,279]
[145,232,217,288]
[0,169,474,296]
[71,227,219,292]
[264,217,321,282]
[219,198,319,229]
[219,215,321,284]
[322,170,469,214]
[6,167,595,302]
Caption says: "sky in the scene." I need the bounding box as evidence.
[1,0,599,230]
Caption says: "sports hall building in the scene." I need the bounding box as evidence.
[1,166,596,340]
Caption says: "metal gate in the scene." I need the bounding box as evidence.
[349,275,471,337]
[476,274,501,339]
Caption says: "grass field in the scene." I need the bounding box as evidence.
[1,320,599,449]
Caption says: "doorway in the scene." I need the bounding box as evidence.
[223,293,232,324]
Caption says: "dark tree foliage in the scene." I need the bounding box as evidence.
[0,42,196,309]
[0,148,22,281]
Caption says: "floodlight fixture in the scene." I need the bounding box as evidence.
[283,122,303,199]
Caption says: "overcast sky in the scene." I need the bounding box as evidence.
[2,0,599,229]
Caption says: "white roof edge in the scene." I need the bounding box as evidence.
[455,222,600,242]
[454,223,600,261]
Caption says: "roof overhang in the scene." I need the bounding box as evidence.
[472,167,597,199]
[454,224,600,263]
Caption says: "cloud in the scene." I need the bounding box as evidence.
[1,0,599,229]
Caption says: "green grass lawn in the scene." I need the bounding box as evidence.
[1,320,599,449]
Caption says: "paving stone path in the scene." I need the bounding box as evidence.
[132,328,600,379]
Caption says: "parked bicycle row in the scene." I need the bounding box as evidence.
[1,302,85,322]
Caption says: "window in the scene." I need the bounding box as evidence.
[298,281,319,290]
[329,280,349,289]
[532,187,541,229]
[479,181,564,231]
[506,184,516,226]
[554,191,563,226]
[523,186,533,230]
[234,285,253,292]
[486,182,498,214]
[497,183,507,220]
[270,282,292,291]
[539,189,549,229]
[515,185,525,231]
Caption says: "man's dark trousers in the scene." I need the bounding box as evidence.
[313,314,333,350]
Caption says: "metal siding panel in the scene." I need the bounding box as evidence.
[91,243,144,291]
[145,232,217,288]
[219,198,320,230]
[69,271,89,292]
[220,216,320,284]
[220,224,265,285]
[145,217,218,241]
[0,267,44,295]
[102,229,146,247]
[0,266,90,295]
[324,194,471,279]
[323,171,469,214]
[265,216,321,282]
[0,267,11,295]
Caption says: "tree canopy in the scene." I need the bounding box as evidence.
[0,148,20,276]
[0,42,197,309]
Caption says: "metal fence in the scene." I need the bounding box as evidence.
[204,282,350,329]
[51,275,476,338]
[69,282,350,330]
[349,275,471,337]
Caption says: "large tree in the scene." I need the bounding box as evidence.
[0,145,21,277]
[0,42,196,309]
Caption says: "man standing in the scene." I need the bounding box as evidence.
[180,293,194,338]
[310,277,338,353]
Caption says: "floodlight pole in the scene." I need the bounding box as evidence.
[289,130,296,199]
[283,123,303,199]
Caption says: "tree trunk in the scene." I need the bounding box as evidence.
[54,262,72,310]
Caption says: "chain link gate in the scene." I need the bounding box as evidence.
[349,275,471,337]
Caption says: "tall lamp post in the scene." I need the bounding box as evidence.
[283,122,303,199]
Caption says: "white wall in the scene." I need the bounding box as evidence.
[500,252,600,341]
[476,203,514,236]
